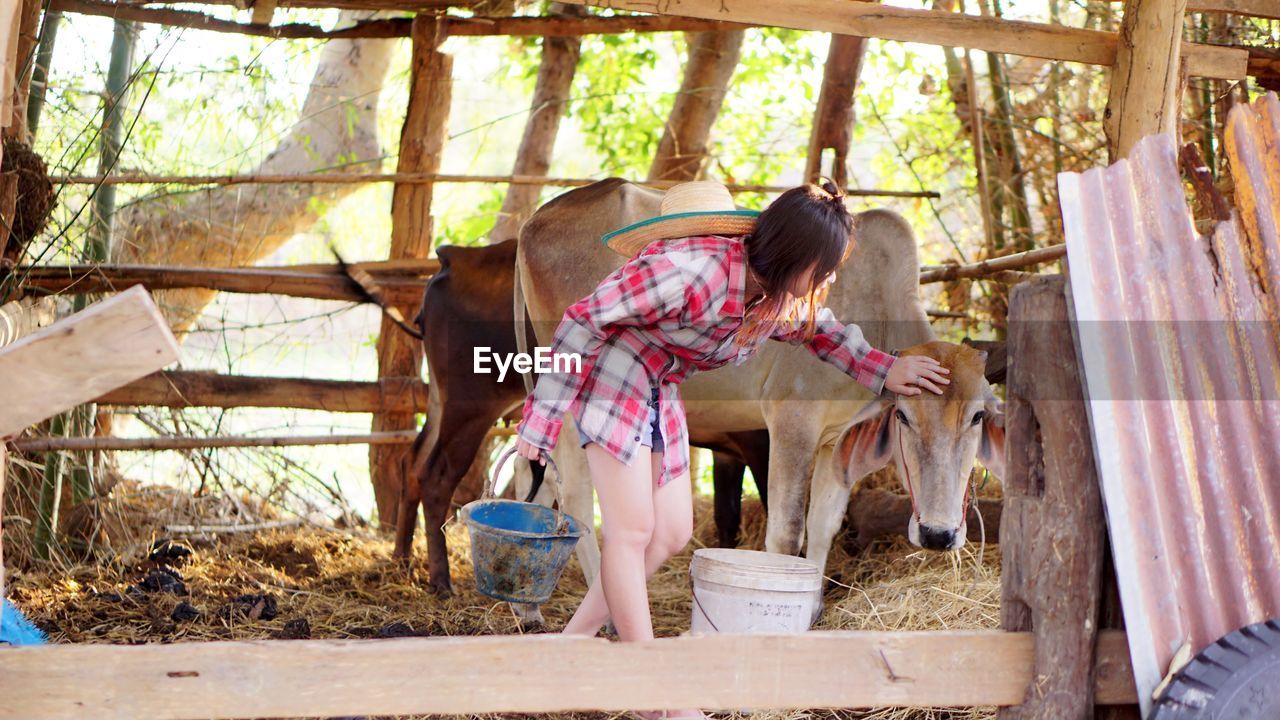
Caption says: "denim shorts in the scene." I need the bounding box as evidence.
[575,387,664,453]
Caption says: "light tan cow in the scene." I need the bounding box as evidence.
[514,179,1003,617]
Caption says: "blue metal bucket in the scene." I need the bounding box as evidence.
[461,449,587,604]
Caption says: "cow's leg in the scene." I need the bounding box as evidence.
[551,422,601,585]
[762,404,823,557]
[711,451,746,548]
[393,427,431,562]
[803,443,853,624]
[421,415,496,596]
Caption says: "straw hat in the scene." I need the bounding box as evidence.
[602,181,760,257]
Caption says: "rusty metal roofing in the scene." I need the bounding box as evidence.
[1057,92,1280,715]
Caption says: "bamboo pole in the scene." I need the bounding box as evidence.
[918,244,1066,283]
[47,172,942,197]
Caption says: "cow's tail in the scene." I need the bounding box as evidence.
[332,245,423,341]
[513,258,535,394]
[512,252,548,505]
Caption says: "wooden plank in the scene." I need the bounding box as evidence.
[51,0,754,38]
[555,0,1245,80]
[1104,0,1189,160]
[0,630,1138,719]
[998,275,1109,719]
[95,370,428,414]
[0,444,6,619]
[0,286,179,437]
[373,16,450,525]
[17,263,430,305]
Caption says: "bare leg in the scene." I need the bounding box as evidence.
[563,450,693,636]
[566,442,658,641]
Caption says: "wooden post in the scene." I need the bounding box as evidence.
[4,0,42,143]
[998,275,1111,719]
[647,29,744,182]
[488,2,585,244]
[371,15,451,528]
[1103,0,1189,160]
[804,34,866,187]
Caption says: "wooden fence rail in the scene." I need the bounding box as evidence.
[93,370,428,414]
[0,630,1137,720]
[18,263,431,305]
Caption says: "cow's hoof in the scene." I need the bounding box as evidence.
[510,602,546,629]
[427,579,454,599]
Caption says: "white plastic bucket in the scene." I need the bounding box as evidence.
[688,548,822,634]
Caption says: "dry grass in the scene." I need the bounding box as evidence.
[6,477,1001,720]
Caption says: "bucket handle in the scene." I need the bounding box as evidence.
[487,445,571,535]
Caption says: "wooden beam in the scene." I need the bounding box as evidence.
[17,263,431,305]
[113,0,474,10]
[48,171,940,198]
[9,430,420,452]
[1187,0,1280,20]
[1104,0,1189,160]
[52,0,754,39]
[0,630,1137,719]
[917,244,1066,283]
[0,286,179,437]
[999,275,1111,719]
[94,370,428,414]
[554,0,1245,80]
[11,427,517,452]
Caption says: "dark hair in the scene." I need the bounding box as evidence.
[736,178,854,345]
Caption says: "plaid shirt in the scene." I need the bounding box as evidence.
[518,234,897,487]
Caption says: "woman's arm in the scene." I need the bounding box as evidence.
[517,251,707,455]
[769,303,899,395]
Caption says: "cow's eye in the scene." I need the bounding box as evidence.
[971,410,986,426]
[895,409,910,428]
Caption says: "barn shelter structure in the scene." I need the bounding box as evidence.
[1,0,1279,717]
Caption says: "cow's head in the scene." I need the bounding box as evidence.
[833,341,1005,551]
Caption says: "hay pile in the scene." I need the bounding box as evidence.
[7,478,1001,720]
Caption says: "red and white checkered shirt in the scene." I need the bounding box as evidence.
[517,234,897,487]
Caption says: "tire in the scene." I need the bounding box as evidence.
[1150,618,1280,719]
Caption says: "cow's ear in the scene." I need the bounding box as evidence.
[833,398,895,483]
[978,389,1006,481]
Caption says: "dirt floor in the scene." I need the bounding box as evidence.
[6,474,1001,720]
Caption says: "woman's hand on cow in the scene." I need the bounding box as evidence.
[885,354,950,396]
[514,432,547,465]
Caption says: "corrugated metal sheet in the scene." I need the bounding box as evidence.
[1057,92,1280,715]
